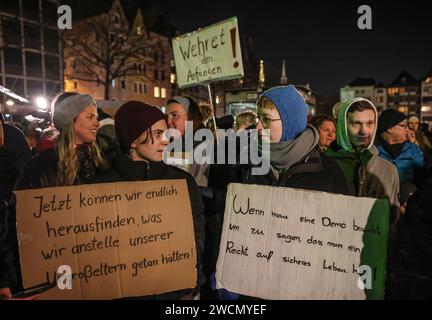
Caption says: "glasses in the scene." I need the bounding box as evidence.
[257,113,281,128]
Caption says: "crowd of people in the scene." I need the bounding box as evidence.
[1,85,432,299]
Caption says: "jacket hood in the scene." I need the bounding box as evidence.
[336,97,378,153]
[259,85,308,142]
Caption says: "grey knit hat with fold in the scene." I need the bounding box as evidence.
[52,94,95,131]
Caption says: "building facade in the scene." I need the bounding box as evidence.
[63,0,173,108]
[373,83,387,112]
[420,70,432,124]
[387,71,420,115]
[0,0,62,117]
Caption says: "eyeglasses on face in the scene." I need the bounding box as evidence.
[257,113,281,128]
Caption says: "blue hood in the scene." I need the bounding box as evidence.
[259,85,308,142]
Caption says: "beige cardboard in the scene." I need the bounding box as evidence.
[15,180,197,300]
[216,183,389,300]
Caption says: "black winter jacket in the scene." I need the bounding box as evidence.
[92,154,206,299]
[0,147,104,291]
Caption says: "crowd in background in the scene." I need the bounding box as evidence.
[1,86,432,299]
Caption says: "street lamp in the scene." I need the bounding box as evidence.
[35,96,48,110]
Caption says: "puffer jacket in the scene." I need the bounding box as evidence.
[376,141,424,183]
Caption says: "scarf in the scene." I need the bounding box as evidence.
[269,125,320,171]
[378,135,405,159]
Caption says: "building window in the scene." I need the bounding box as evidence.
[113,14,120,23]
[2,16,21,46]
[161,71,166,81]
[143,83,148,94]
[398,106,408,113]
[143,64,147,73]
[112,79,116,88]
[135,63,141,73]
[26,52,43,77]
[161,88,167,99]
[170,60,175,67]
[154,52,159,62]
[6,77,24,96]
[4,48,23,75]
[22,0,40,22]
[74,81,78,90]
[134,82,138,93]
[121,80,126,89]
[154,70,159,80]
[170,73,176,84]
[42,0,58,26]
[24,22,41,50]
[44,28,59,54]
[137,26,143,35]
[154,86,160,98]
[161,54,165,63]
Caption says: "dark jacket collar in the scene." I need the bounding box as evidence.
[113,154,167,181]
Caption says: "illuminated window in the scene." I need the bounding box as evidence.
[161,88,167,99]
[216,96,220,104]
[398,106,408,113]
[170,73,176,84]
[154,86,160,98]
[137,26,143,35]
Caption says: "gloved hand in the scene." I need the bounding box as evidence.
[210,273,239,300]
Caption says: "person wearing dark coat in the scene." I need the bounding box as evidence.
[206,85,350,299]
[385,169,432,299]
[0,92,108,299]
[92,101,206,300]
[0,113,32,203]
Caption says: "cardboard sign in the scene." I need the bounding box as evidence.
[15,180,197,300]
[172,17,244,88]
[216,184,390,300]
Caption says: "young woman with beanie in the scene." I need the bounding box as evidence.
[0,92,107,299]
[93,101,205,300]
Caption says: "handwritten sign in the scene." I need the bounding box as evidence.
[216,184,389,300]
[172,17,244,88]
[15,180,197,300]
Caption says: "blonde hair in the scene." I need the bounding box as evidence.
[257,96,277,111]
[236,112,256,128]
[57,123,107,186]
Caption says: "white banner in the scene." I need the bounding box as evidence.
[216,184,389,300]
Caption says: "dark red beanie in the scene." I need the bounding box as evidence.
[115,101,166,153]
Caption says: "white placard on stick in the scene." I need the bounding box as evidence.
[216,183,389,300]
[172,17,244,88]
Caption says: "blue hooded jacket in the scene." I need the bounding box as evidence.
[259,85,308,142]
[376,141,424,183]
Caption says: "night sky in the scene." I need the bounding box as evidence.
[139,0,432,103]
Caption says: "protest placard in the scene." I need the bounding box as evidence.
[172,17,244,88]
[15,180,197,300]
[216,183,389,300]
